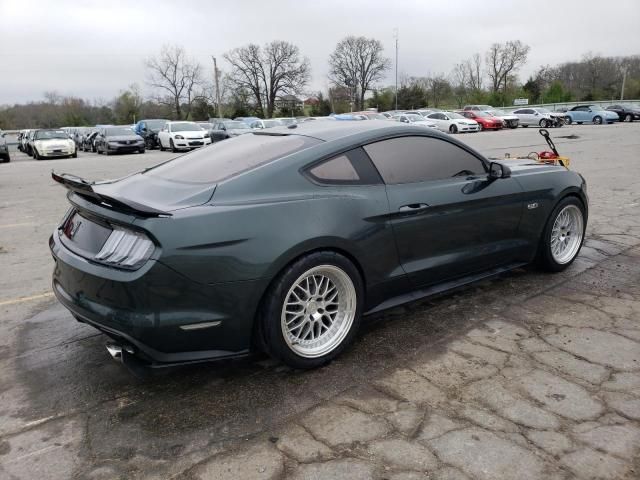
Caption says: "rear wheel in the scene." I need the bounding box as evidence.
[624,114,632,122]
[260,252,363,369]
[537,197,586,272]
[449,124,458,134]
[593,116,602,125]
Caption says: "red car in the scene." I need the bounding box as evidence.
[459,111,503,130]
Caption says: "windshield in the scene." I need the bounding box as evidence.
[405,114,424,122]
[171,122,202,132]
[146,120,166,130]
[473,111,490,117]
[223,121,250,130]
[447,112,464,119]
[106,127,135,136]
[197,123,213,130]
[263,120,283,128]
[589,105,605,111]
[35,130,68,140]
[146,133,321,184]
[537,108,551,114]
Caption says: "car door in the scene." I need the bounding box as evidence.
[158,124,169,146]
[427,113,446,131]
[572,106,587,122]
[363,135,525,288]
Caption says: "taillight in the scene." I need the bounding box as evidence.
[94,227,154,269]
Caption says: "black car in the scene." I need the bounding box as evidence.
[606,104,640,122]
[0,132,10,163]
[50,121,588,371]
[209,120,252,142]
[95,126,145,155]
[134,119,168,149]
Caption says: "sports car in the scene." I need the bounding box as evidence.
[50,121,588,371]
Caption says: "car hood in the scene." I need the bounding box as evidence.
[93,173,216,212]
[172,131,204,137]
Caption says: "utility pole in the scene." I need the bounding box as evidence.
[620,67,627,101]
[212,56,221,118]
[394,28,399,110]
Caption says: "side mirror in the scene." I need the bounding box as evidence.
[221,125,226,131]
[534,112,539,116]
[489,162,511,180]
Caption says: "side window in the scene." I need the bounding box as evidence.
[308,155,360,182]
[363,136,486,185]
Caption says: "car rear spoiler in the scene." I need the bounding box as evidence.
[52,171,172,218]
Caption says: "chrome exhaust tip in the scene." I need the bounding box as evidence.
[106,343,123,361]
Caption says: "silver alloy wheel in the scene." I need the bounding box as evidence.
[281,265,356,358]
[550,205,584,264]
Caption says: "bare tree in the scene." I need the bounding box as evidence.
[328,36,391,110]
[224,41,310,118]
[146,45,204,119]
[486,40,530,93]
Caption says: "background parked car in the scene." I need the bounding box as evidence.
[157,121,211,152]
[251,119,284,129]
[391,113,438,129]
[209,120,253,142]
[459,111,503,130]
[425,111,479,133]
[31,129,77,160]
[134,119,169,150]
[565,105,619,125]
[95,126,145,155]
[235,116,261,125]
[606,104,640,122]
[80,131,99,152]
[483,109,520,128]
[0,132,10,163]
[511,108,563,128]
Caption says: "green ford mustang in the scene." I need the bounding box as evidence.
[50,121,588,371]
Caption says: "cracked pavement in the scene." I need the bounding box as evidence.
[1,124,639,479]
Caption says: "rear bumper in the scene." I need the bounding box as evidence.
[50,229,265,366]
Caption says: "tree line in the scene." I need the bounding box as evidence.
[1,37,639,129]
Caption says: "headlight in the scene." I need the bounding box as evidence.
[204,133,210,138]
[174,135,184,139]
[94,226,155,269]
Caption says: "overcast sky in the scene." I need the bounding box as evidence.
[1,0,639,105]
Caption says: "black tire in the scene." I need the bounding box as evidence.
[537,196,586,273]
[565,117,572,125]
[159,138,166,151]
[478,123,484,131]
[539,119,549,128]
[624,114,632,122]
[522,124,529,128]
[139,148,145,154]
[449,124,458,134]
[33,148,40,160]
[170,139,178,153]
[593,116,602,125]
[71,150,77,158]
[259,251,364,369]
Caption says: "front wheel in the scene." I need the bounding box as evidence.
[259,252,363,369]
[593,116,602,125]
[539,119,549,128]
[170,139,178,153]
[564,117,572,125]
[624,114,632,122]
[478,123,484,131]
[449,124,458,134]
[537,197,586,272]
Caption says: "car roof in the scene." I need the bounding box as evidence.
[261,119,448,143]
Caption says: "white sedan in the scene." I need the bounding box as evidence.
[424,112,479,134]
[157,121,211,152]
[392,113,438,129]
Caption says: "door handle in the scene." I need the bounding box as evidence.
[399,203,429,212]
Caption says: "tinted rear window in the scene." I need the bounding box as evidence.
[146,133,321,184]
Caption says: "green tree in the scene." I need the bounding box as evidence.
[113,85,142,124]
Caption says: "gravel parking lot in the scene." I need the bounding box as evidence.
[1,124,639,479]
